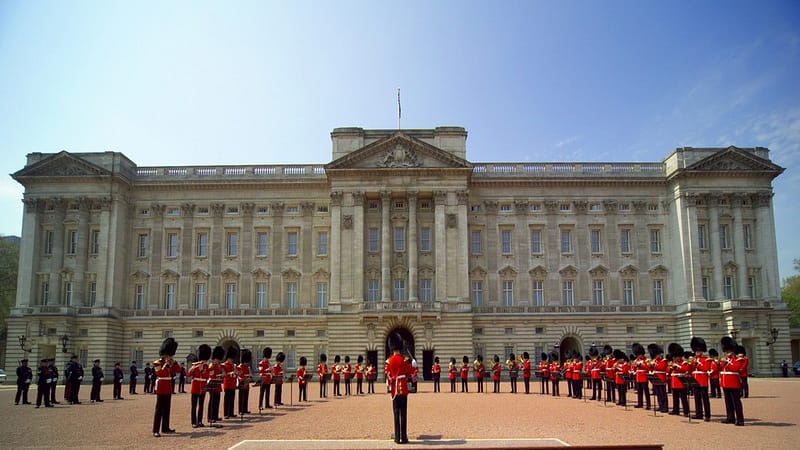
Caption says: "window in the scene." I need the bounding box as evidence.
[166,233,178,258]
[596,326,604,334]
[620,229,631,254]
[420,200,431,210]
[623,279,634,305]
[137,233,149,258]
[367,279,380,302]
[368,201,379,210]
[698,224,707,250]
[701,277,710,300]
[618,203,630,211]
[471,281,483,306]
[419,279,432,301]
[656,325,665,334]
[287,231,298,256]
[471,230,482,255]
[256,232,269,257]
[63,282,73,305]
[590,229,602,254]
[40,280,49,304]
[286,206,299,214]
[530,204,542,212]
[470,204,481,212]
[500,204,512,212]
[748,276,756,298]
[743,224,753,249]
[225,282,237,309]
[316,330,327,337]
[504,327,514,335]
[257,206,269,214]
[626,326,635,334]
[67,230,78,255]
[195,283,207,309]
[394,227,405,252]
[164,283,176,309]
[562,281,574,306]
[653,280,663,305]
[317,282,328,308]
[196,232,208,257]
[368,228,379,253]
[648,204,658,212]
[90,230,100,254]
[560,203,571,212]
[318,231,328,256]
[255,282,267,308]
[286,349,297,369]
[531,280,544,306]
[530,229,542,254]
[194,330,204,338]
[590,203,602,211]
[87,281,97,306]
[650,229,661,254]
[592,280,604,305]
[133,330,143,339]
[502,280,514,306]
[719,224,730,249]
[135,284,145,309]
[394,200,405,209]
[420,227,431,252]
[723,276,734,300]
[393,279,406,301]
[226,231,238,257]
[561,230,572,254]
[286,282,297,308]
[43,230,54,255]
[501,230,512,254]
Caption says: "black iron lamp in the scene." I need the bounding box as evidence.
[61,334,70,353]
[18,335,28,351]
[766,327,779,346]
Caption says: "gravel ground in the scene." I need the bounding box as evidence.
[0,378,798,449]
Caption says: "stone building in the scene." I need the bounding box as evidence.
[4,126,790,377]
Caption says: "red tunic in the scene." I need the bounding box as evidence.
[258,359,272,384]
[355,363,364,380]
[344,363,352,380]
[297,367,307,386]
[475,362,485,380]
[522,360,532,379]
[549,361,560,381]
[332,363,341,381]
[633,356,648,383]
[538,360,549,379]
[493,363,501,381]
[605,357,616,381]
[572,360,583,380]
[691,355,711,387]
[431,363,441,377]
[273,362,284,385]
[154,358,179,395]
[590,359,602,380]
[236,363,251,391]
[564,360,572,380]
[448,364,457,381]
[651,357,668,383]
[317,363,327,380]
[189,361,208,395]
[670,359,689,389]
[208,362,223,393]
[222,361,237,390]
[614,361,629,385]
[386,353,411,397]
[720,357,743,389]
[460,363,469,380]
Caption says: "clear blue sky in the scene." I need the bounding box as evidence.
[1,0,798,280]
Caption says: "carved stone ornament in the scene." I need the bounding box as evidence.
[342,214,353,229]
[705,158,750,171]
[378,144,420,168]
[330,191,343,207]
[544,201,559,213]
[573,200,589,214]
[446,213,457,229]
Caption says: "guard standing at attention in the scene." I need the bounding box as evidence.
[222,347,238,419]
[207,346,225,424]
[258,347,273,410]
[297,356,309,402]
[237,349,252,415]
[66,354,83,404]
[152,337,180,437]
[522,352,532,394]
[36,358,52,408]
[720,336,744,426]
[47,358,59,405]
[386,333,411,444]
[355,355,365,395]
[631,343,650,410]
[273,352,285,406]
[317,353,328,398]
[15,359,32,405]
[129,361,139,395]
[690,337,712,421]
[460,356,469,393]
[538,353,550,395]
[113,362,124,400]
[431,357,441,393]
[90,359,104,403]
[189,344,211,428]
[143,362,153,394]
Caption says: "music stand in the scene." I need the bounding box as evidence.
[581,373,589,403]
[204,380,223,428]
[646,374,664,417]
[677,375,700,423]
[621,374,633,411]
[600,373,608,406]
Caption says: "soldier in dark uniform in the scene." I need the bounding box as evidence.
[15,359,33,405]
[47,358,59,405]
[113,362,124,400]
[129,361,139,394]
[178,363,187,393]
[66,354,83,404]
[90,359,104,402]
[143,363,153,394]
[36,358,53,408]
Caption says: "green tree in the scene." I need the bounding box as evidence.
[0,236,20,338]
[782,259,800,327]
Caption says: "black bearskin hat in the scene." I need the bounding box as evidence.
[160,337,178,357]
[509,353,516,361]
[589,346,599,357]
[667,343,684,359]
[276,352,286,363]
[226,346,239,361]
[388,333,403,352]
[541,352,549,361]
[549,352,558,362]
[573,352,581,360]
[585,355,590,361]
[477,354,483,362]
[462,355,469,364]
[494,355,500,363]
[198,344,212,361]
[523,351,530,359]
[631,343,645,357]
[450,357,456,364]
[564,351,571,360]
[263,347,273,359]
[603,344,613,356]
[241,349,252,364]
[334,354,341,363]
[735,345,746,356]
[212,346,225,361]
[647,343,663,359]
[299,356,307,366]
[690,337,707,352]
[708,348,719,357]
[612,349,626,361]
[434,356,439,363]
[720,336,736,353]
[357,355,364,363]
[345,355,350,363]
[319,353,328,363]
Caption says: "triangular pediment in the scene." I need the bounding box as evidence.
[13,151,111,180]
[326,132,472,170]
[685,147,783,173]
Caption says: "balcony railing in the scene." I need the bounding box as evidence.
[361,301,441,312]
[135,164,327,180]
[120,307,328,318]
[472,304,677,314]
[472,162,665,177]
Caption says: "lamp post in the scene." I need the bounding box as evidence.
[18,335,30,353]
[61,335,70,353]
[766,327,779,346]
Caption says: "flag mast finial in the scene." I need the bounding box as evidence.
[397,86,401,130]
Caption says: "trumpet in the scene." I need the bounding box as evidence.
[473,359,482,370]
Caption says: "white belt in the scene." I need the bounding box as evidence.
[720,371,740,375]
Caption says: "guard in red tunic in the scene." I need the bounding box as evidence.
[344,355,353,395]
[612,350,629,406]
[297,356,309,402]
[538,352,550,395]
[258,347,273,410]
[737,345,749,399]
[474,355,485,393]
[708,348,722,398]
[237,349,252,415]
[448,358,457,392]
[549,352,560,396]
[648,344,668,413]
[720,337,744,425]
[386,333,411,444]
[332,355,342,396]
[631,343,651,410]
[366,361,377,394]
[431,357,441,393]
[563,352,573,398]
[603,346,616,403]
[668,343,689,416]
[317,353,328,398]
[522,352,532,394]
[207,346,225,424]
[507,353,519,394]
[491,355,501,393]
[571,352,583,399]
[355,355,365,395]
[222,347,238,419]
[189,344,210,428]
[689,337,711,421]
[152,337,180,437]
[460,356,469,393]
[273,352,285,406]
[589,347,602,401]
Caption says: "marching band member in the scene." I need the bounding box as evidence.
[474,355,485,393]
[571,352,583,399]
[189,344,210,428]
[237,349,252,415]
[355,355,365,395]
[548,352,560,396]
[690,337,711,421]
[589,347,602,401]
[152,337,180,437]
[648,344,668,413]
[448,357,457,392]
[563,352,572,398]
[631,343,651,410]
[460,356,470,393]
[207,346,225,424]
[343,355,353,395]
[603,345,616,403]
[667,343,689,417]
[317,353,328,398]
[612,349,628,407]
[366,361,376,394]
[538,352,550,395]
[386,333,411,444]
[332,355,342,396]
[584,355,592,390]
[297,356,308,402]
[708,348,722,398]
[737,345,749,398]
[522,352,532,394]
[431,357,441,393]
[491,355,501,393]
[258,347,273,410]
[273,352,285,406]
[222,347,238,419]
[507,353,518,393]
[720,337,744,425]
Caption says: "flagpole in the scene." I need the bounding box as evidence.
[397,87,401,130]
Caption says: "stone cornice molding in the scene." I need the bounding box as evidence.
[181,203,196,215]
[514,200,529,213]
[240,202,255,216]
[151,203,166,217]
[456,190,469,205]
[270,202,285,215]
[544,200,559,214]
[573,200,588,214]
[352,191,365,206]
[301,202,315,216]
[211,203,225,217]
[330,191,343,207]
[483,200,498,213]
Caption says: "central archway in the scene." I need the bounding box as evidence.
[219,339,241,364]
[558,336,583,361]
[384,327,416,362]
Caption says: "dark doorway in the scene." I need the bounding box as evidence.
[558,336,582,361]
[220,339,241,364]
[384,327,416,363]
[422,350,434,381]
[367,350,378,372]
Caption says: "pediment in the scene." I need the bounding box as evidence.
[469,266,487,279]
[528,265,547,278]
[559,265,578,277]
[326,132,472,170]
[685,147,783,173]
[251,268,270,280]
[498,265,518,278]
[13,151,111,180]
[588,264,609,277]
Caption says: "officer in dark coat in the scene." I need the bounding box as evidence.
[90,359,104,402]
[143,363,153,393]
[66,354,84,404]
[113,362,124,400]
[15,359,33,405]
[36,358,53,408]
[48,358,59,404]
[129,361,139,394]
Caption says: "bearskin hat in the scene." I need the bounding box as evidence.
[357,355,364,363]
[612,349,626,361]
[197,344,212,361]
[319,353,327,363]
[735,345,746,356]
[477,354,483,362]
[226,346,239,361]
[212,346,225,361]
[572,352,581,360]
[588,346,599,357]
[241,349,252,364]
[494,355,500,363]
[647,343,662,359]
[667,343,684,359]
[690,336,707,352]
[541,352,549,361]
[334,354,341,363]
[509,353,516,361]
[631,343,645,357]
[160,337,178,357]
[434,356,439,363]
[564,351,572,360]
[585,355,590,361]
[388,332,403,351]
[549,351,558,362]
[276,352,286,363]
[299,356,307,366]
[263,347,272,359]
[720,336,736,353]
[523,351,530,359]
[450,357,456,364]
[603,344,613,356]
[345,355,350,363]
[462,355,469,364]
[708,348,719,357]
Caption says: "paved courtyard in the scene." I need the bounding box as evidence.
[0,378,798,449]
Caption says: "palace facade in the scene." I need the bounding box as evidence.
[5,126,790,377]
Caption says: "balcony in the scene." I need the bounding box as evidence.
[471,162,665,178]
[120,307,328,318]
[472,304,677,314]
[135,164,327,181]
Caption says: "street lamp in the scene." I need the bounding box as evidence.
[766,327,779,346]
[18,335,29,352]
[61,334,70,353]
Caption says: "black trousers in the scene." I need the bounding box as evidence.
[50,380,57,403]
[299,383,307,401]
[710,378,721,398]
[223,389,236,417]
[357,378,364,394]
[152,394,172,433]
[591,379,602,400]
[493,379,500,393]
[69,380,81,403]
[129,377,137,394]
[208,391,221,422]
[616,383,627,406]
[551,379,559,396]
[723,387,744,424]
[653,384,668,412]
[567,377,572,396]
[741,377,749,398]
[636,381,651,408]
[693,385,711,419]
[16,383,30,404]
[461,378,468,392]
[191,393,205,425]
[392,395,408,443]
[319,380,327,398]
[523,377,530,394]
[450,379,456,392]
[368,379,375,393]
[260,383,272,407]
[432,375,439,392]
[572,379,582,398]
[274,383,283,405]
[476,377,483,393]
[345,378,351,395]
[238,389,249,414]
[509,377,517,393]
[144,377,151,393]
[605,379,616,402]
[671,387,689,415]
[113,381,122,399]
[91,381,102,401]
[37,385,51,406]
[541,376,549,394]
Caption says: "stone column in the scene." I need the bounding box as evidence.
[731,195,748,299]
[681,194,703,302]
[49,199,66,305]
[269,202,285,307]
[352,192,364,302]
[408,191,418,301]
[241,202,255,307]
[210,203,225,308]
[434,191,448,301]
[17,199,42,307]
[330,192,342,304]
[457,191,470,300]
[72,197,91,306]
[301,201,315,307]
[754,193,779,300]
[515,200,530,304]
[381,191,391,301]
[708,195,724,300]
[180,203,195,308]
[148,204,165,308]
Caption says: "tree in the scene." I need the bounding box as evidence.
[0,236,20,339]
[782,259,800,327]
